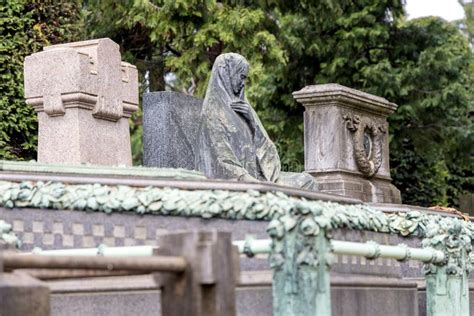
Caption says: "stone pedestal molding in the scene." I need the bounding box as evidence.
[24,38,138,166]
[293,84,401,203]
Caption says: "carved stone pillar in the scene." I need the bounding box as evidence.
[24,38,138,166]
[293,84,401,203]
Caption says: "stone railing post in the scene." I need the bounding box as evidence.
[268,213,332,316]
[0,250,50,316]
[155,231,238,316]
[293,84,401,203]
[24,38,138,166]
[422,219,471,316]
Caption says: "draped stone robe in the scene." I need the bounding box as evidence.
[195,53,316,190]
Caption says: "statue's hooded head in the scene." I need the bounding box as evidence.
[198,52,281,183]
[209,53,249,102]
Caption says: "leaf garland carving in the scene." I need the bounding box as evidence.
[343,114,385,177]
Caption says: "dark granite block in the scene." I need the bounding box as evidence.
[143,91,203,169]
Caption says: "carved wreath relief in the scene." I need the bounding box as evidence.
[343,113,385,177]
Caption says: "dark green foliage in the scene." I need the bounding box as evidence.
[386,18,473,206]
[0,0,82,160]
[0,1,37,159]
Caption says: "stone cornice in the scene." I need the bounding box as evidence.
[293,83,398,116]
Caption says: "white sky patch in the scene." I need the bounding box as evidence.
[405,0,465,21]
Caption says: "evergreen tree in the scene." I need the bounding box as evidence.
[0,0,83,159]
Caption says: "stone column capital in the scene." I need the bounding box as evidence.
[293,84,398,116]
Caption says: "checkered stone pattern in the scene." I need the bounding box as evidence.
[0,206,269,250]
[0,206,426,277]
[2,209,172,251]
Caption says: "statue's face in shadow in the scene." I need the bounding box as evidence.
[230,66,248,96]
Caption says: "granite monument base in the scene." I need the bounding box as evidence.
[37,109,133,166]
[313,170,401,203]
[1,206,471,315]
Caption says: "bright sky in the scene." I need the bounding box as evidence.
[405,0,465,21]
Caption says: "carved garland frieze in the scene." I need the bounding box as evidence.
[343,113,386,177]
[267,205,473,276]
[1,180,472,276]
[0,181,474,275]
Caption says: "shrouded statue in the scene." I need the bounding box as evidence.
[195,53,316,190]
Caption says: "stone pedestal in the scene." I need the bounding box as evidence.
[24,38,138,166]
[293,84,401,203]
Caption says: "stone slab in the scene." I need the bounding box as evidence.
[315,171,401,203]
[143,91,203,169]
[48,280,474,316]
[292,83,398,116]
[0,160,205,180]
[47,274,422,316]
[331,286,418,316]
[51,290,161,316]
[46,275,474,316]
[37,109,133,165]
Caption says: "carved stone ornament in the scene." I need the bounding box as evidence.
[343,113,386,177]
[24,39,138,122]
